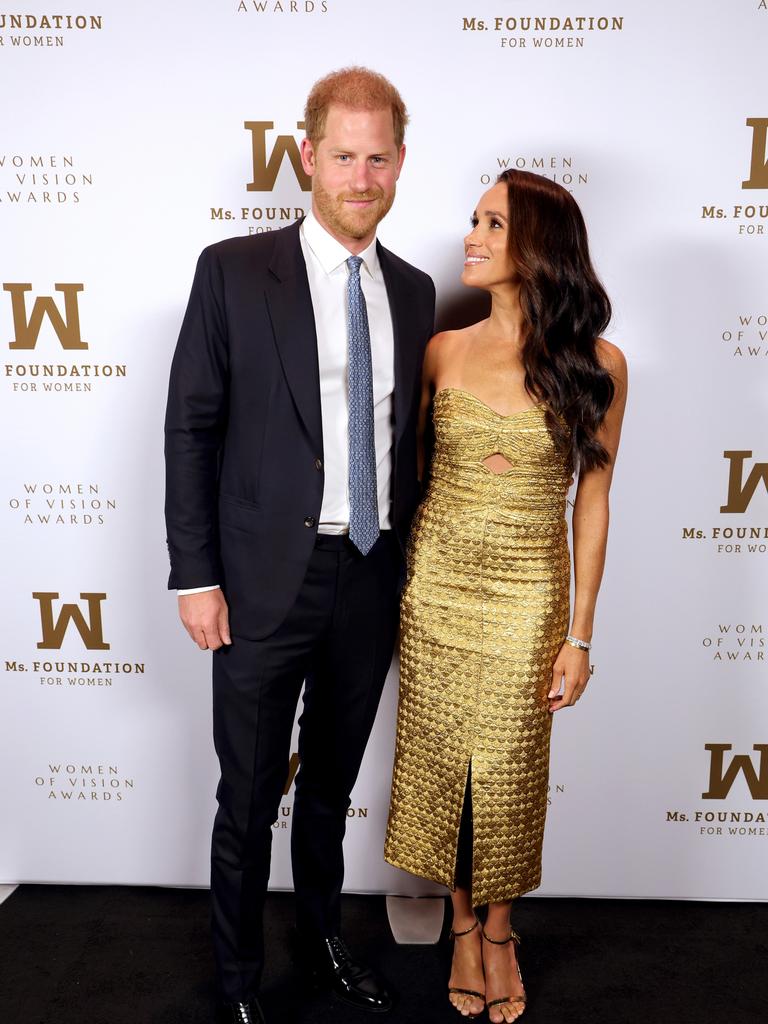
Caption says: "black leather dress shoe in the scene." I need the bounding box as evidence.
[296,934,393,1013]
[218,998,266,1024]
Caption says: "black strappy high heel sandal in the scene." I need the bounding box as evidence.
[448,917,485,1018]
[482,926,526,1020]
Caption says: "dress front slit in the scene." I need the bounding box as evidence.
[455,764,474,892]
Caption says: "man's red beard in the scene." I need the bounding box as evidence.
[313,181,395,240]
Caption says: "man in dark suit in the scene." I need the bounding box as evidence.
[165,67,435,1024]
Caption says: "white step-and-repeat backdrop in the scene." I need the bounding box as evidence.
[1,1,767,900]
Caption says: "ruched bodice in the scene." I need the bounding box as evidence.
[429,388,571,520]
[385,386,572,904]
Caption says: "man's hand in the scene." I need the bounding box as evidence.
[178,590,231,650]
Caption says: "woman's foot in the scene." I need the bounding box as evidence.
[482,927,526,1023]
[448,916,485,1017]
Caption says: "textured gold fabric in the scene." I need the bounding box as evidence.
[384,388,571,905]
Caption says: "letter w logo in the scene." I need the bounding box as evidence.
[33,592,110,650]
[244,121,311,192]
[702,744,768,800]
[742,117,768,190]
[283,752,300,796]
[4,283,87,350]
[720,451,768,513]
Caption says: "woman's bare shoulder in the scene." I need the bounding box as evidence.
[426,324,481,361]
[424,329,468,375]
[596,337,627,381]
[426,327,474,349]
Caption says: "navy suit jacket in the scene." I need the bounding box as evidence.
[164,219,435,640]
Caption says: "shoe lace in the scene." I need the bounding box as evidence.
[327,935,352,964]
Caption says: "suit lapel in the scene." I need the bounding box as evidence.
[265,221,323,456]
[379,243,420,446]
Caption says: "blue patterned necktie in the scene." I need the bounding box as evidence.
[346,255,380,555]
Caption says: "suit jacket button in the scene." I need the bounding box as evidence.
[314,458,323,471]
[304,516,316,528]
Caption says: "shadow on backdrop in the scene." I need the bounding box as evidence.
[435,286,491,333]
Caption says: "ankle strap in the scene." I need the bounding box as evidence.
[450,917,479,939]
[481,925,521,946]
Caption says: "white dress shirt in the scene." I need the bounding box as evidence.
[178,211,395,595]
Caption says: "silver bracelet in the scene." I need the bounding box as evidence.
[565,634,592,652]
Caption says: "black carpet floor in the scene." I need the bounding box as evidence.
[0,885,765,1024]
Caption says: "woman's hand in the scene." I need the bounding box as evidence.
[548,642,592,712]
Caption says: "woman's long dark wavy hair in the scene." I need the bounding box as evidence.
[496,169,614,473]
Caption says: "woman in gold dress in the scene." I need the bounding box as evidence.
[384,170,627,1022]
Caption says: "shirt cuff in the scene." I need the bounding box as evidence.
[177,585,220,596]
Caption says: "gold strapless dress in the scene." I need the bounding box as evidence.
[384,387,571,904]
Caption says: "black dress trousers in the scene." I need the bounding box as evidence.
[210,531,401,1002]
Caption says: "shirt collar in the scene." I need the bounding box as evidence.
[301,209,380,280]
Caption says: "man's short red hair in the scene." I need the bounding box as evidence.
[304,66,409,149]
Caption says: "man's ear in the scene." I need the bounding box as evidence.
[300,137,316,177]
[395,143,406,180]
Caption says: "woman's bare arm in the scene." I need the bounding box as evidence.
[416,335,444,482]
[549,339,628,711]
